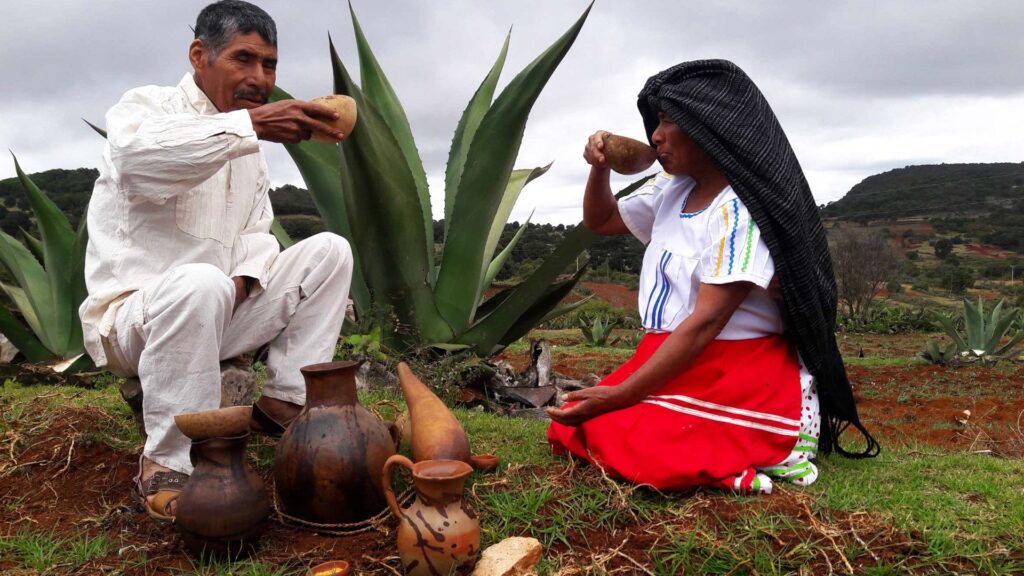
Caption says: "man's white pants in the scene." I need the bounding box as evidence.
[104,233,353,474]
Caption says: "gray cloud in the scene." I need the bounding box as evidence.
[2,1,1022,224]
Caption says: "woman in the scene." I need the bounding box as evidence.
[547,60,878,494]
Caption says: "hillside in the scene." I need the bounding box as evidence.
[821,163,1024,253]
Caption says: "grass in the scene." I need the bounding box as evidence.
[2,336,1023,574]
[0,529,112,573]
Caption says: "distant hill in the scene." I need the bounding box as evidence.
[821,163,1024,253]
[0,167,97,233]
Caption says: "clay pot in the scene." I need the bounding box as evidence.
[397,362,471,464]
[603,134,658,175]
[176,433,269,559]
[174,405,251,441]
[383,455,480,575]
[274,360,396,523]
[308,560,351,576]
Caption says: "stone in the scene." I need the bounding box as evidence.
[471,536,542,576]
[119,356,258,440]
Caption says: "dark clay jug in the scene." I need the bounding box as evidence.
[274,360,397,523]
[176,432,269,558]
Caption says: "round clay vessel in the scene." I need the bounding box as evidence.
[397,362,471,463]
[469,453,500,472]
[274,360,396,524]
[174,406,252,441]
[176,432,269,559]
[311,95,357,143]
[603,134,658,175]
[383,455,479,575]
[308,560,351,576]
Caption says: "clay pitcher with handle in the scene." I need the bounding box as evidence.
[383,455,479,575]
[397,362,471,463]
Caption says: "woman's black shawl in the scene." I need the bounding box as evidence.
[637,59,878,458]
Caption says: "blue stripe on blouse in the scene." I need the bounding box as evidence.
[643,250,670,327]
[652,252,673,329]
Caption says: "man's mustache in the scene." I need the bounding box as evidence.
[234,88,268,104]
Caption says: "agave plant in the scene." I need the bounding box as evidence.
[579,314,622,347]
[0,155,90,372]
[933,296,1024,363]
[271,2,649,355]
[919,339,958,366]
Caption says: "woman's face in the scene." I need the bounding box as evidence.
[651,112,705,175]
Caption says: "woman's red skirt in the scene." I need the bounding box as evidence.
[547,333,802,491]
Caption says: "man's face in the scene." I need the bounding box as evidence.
[190,32,277,112]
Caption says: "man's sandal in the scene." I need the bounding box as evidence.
[133,461,188,525]
[249,400,298,438]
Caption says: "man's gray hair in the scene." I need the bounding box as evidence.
[194,0,277,59]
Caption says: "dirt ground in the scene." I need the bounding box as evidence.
[2,332,1022,574]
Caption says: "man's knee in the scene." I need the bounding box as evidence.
[162,263,234,305]
[307,232,352,271]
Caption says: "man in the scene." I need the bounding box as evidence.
[79,0,353,523]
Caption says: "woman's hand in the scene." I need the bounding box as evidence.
[546,385,633,427]
[583,130,611,169]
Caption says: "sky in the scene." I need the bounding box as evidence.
[2,1,1024,224]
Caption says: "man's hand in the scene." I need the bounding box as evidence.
[248,100,344,144]
[232,276,249,310]
[546,385,632,427]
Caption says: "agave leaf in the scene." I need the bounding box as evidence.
[994,329,1024,357]
[0,304,50,363]
[0,232,57,351]
[13,155,75,352]
[331,40,453,345]
[270,219,294,249]
[83,119,107,139]
[269,85,370,314]
[455,173,651,352]
[456,221,591,351]
[481,164,551,282]
[986,298,1004,347]
[1,282,47,353]
[494,266,588,350]
[348,4,433,274]
[986,306,1018,353]
[445,30,511,233]
[434,3,592,330]
[479,210,533,300]
[19,229,43,264]
[65,213,89,355]
[538,294,592,326]
[933,311,968,352]
[963,296,983,349]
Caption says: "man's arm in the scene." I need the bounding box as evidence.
[108,88,341,204]
[230,163,280,304]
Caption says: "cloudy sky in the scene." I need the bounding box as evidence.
[2,1,1023,224]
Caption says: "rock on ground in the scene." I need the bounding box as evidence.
[471,537,543,576]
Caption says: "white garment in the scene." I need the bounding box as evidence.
[618,172,781,337]
[80,73,278,367]
[619,172,821,484]
[81,74,354,474]
[104,234,352,474]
